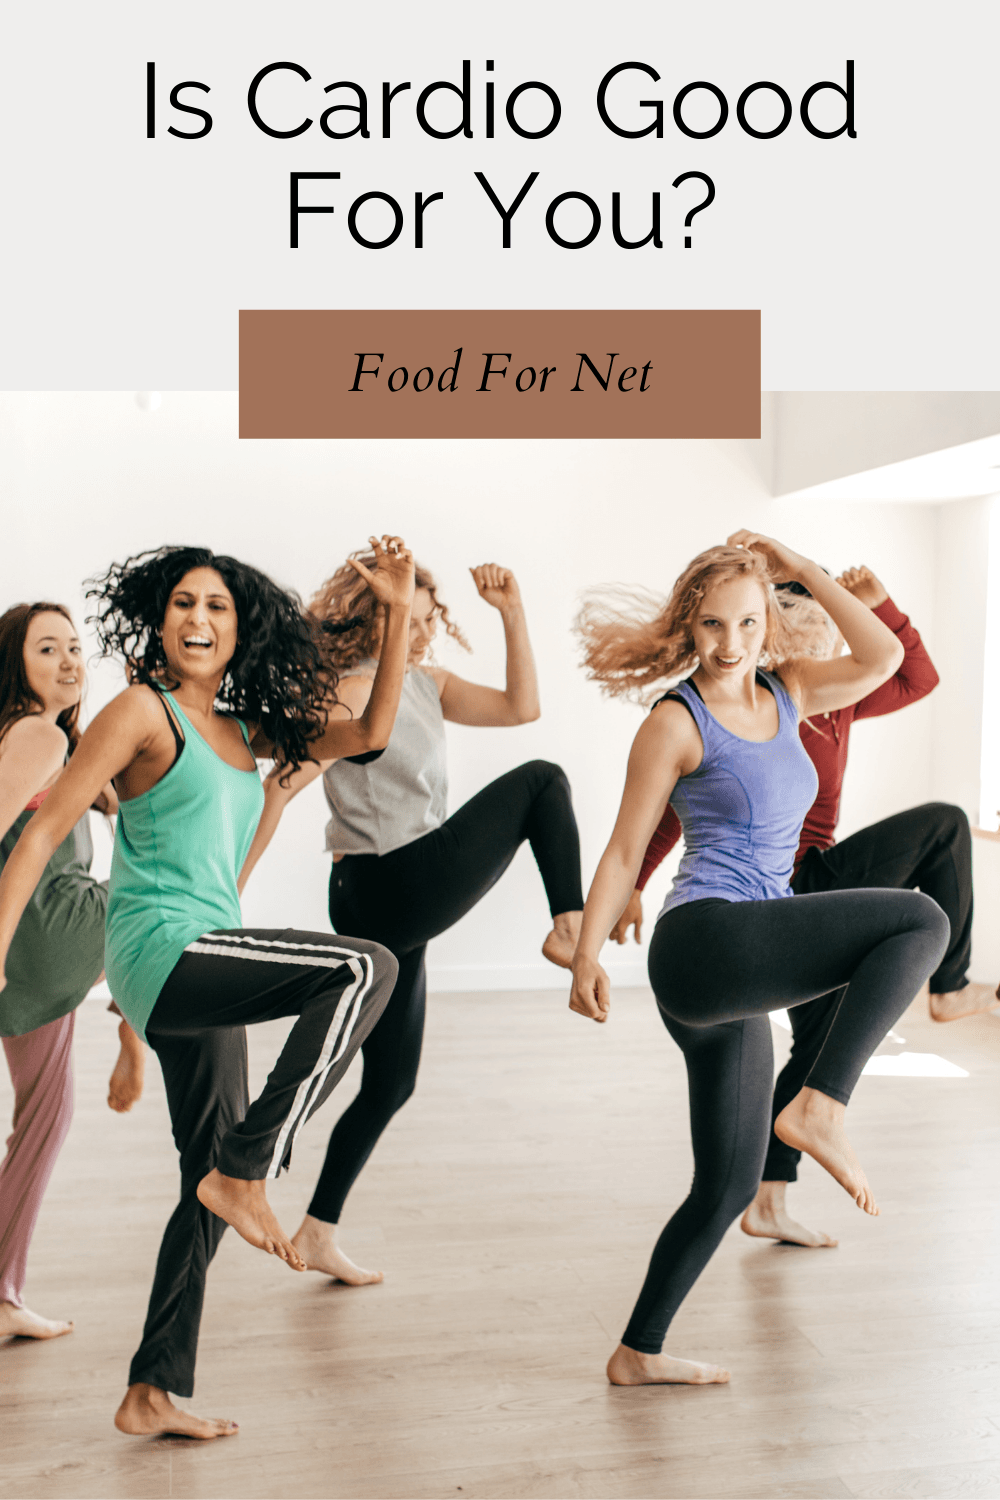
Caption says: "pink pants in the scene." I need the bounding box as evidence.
[0,1011,74,1307]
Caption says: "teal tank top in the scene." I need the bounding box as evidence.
[105,690,265,1040]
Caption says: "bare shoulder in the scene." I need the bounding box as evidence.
[0,714,68,762]
[647,696,701,739]
[84,684,176,753]
[635,696,701,760]
[105,683,170,729]
[423,665,449,698]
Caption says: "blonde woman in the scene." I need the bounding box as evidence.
[571,533,948,1388]
[239,554,583,1285]
[613,564,992,1252]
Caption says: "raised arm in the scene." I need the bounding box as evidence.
[569,702,701,1022]
[238,664,386,893]
[838,568,940,719]
[726,532,904,719]
[250,536,415,764]
[0,690,159,990]
[433,566,541,727]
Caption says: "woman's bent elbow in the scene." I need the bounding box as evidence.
[359,726,391,752]
[885,641,905,674]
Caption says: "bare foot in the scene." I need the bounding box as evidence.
[114,1383,237,1440]
[740,1182,837,1248]
[0,1301,73,1340]
[542,909,582,969]
[291,1215,384,1284]
[607,1343,729,1386]
[929,982,1000,1023]
[108,1021,146,1113]
[774,1088,877,1215]
[196,1169,305,1269]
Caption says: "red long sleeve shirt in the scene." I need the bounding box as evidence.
[634,597,940,891]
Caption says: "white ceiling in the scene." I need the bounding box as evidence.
[779,430,1000,504]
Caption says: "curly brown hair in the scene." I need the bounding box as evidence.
[86,546,338,781]
[308,552,470,671]
[576,545,794,702]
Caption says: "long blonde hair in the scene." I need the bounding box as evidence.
[576,546,794,702]
[308,551,470,672]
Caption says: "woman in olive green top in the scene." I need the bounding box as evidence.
[0,538,413,1442]
[0,602,144,1343]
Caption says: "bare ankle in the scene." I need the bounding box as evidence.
[754,1180,786,1213]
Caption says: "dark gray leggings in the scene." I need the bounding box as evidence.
[622,887,949,1355]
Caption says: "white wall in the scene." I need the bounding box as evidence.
[0,392,954,989]
[928,494,992,822]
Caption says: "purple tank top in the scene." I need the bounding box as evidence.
[658,670,819,916]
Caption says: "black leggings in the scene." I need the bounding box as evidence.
[309,760,583,1224]
[764,802,974,1181]
[132,928,396,1398]
[622,887,949,1355]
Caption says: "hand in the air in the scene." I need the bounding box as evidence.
[470,564,522,613]
[836,565,888,610]
[349,536,415,611]
[610,889,643,945]
[726,530,810,583]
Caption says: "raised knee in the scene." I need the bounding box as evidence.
[924,802,969,842]
[911,890,951,942]
[354,941,398,993]
[522,758,567,789]
[376,946,399,990]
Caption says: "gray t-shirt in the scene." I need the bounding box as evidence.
[323,661,447,856]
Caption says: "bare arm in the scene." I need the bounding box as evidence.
[237,756,326,895]
[0,718,68,843]
[726,532,904,718]
[569,702,701,1023]
[250,536,415,762]
[92,782,120,816]
[433,566,541,727]
[0,691,159,990]
[238,668,382,894]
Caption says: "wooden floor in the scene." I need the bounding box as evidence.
[1,986,998,1500]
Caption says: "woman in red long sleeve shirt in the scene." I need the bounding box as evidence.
[613,564,997,1249]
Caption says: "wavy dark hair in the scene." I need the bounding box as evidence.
[85,546,337,778]
[0,603,83,753]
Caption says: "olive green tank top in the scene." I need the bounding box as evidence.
[0,802,107,1038]
[105,689,265,1040]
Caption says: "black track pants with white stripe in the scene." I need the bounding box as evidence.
[130,928,397,1397]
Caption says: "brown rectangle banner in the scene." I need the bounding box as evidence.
[239,310,759,439]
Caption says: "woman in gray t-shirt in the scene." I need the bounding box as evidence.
[240,552,583,1285]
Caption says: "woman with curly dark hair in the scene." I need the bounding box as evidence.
[0,537,414,1440]
[0,602,144,1343]
[237,550,584,1285]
